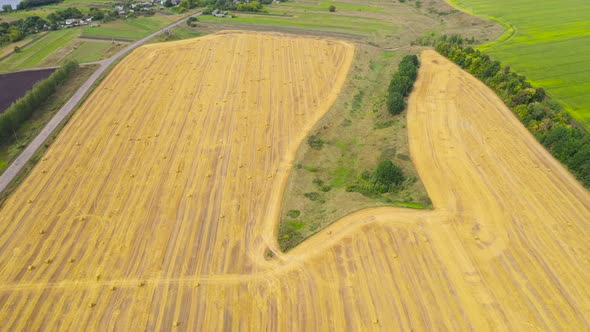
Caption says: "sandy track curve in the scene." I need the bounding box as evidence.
[0,34,588,330]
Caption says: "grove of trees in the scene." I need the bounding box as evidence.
[387,54,419,115]
[346,159,407,196]
[0,16,48,45]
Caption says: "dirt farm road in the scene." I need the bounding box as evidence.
[0,12,201,194]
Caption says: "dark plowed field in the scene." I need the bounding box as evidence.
[0,68,56,113]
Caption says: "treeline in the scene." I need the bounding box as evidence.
[413,32,476,47]
[346,159,407,197]
[437,42,590,187]
[0,61,78,144]
[387,54,420,115]
[16,0,62,10]
[47,7,132,24]
[1,8,111,46]
[201,0,287,14]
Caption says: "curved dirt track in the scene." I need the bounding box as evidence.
[0,33,589,330]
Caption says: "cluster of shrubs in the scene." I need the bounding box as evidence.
[307,134,324,150]
[346,159,406,196]
[278,210,304,251]
[0,61,78,144]
[387,55,420,115]
[437,41,590,187]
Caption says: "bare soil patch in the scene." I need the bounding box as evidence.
[0,68,56,113]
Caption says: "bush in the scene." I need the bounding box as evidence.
[373,159,405,189]
[329,5,336,12]
[186,16,198,26]
[287,210,300,218]
[0,61,78,144]
[389,73,412,96]
[278,220,304,251]
[237,1,262,12]
[304,192,324,203]
[385,54,420,116]
[307,135,324,150]
[347,159,406,197]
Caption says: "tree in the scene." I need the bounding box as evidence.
[373,159,405,191]
[510,88,535,106]
[89,8,105,21]
[533,87,546,102]
[329,5,336,12]
[2,4,13,12]
[387,91,405,115]
[237,1,262,12]
[187,16,198,26]
[398,61,417,81]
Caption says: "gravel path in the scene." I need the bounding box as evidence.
[0,13,199,193]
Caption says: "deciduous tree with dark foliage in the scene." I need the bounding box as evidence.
[386,55,420,115]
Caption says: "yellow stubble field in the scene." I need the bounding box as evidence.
[0,31,588,330]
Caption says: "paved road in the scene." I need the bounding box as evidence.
[0,13,200,193]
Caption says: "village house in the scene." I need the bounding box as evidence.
[212,9,229,17]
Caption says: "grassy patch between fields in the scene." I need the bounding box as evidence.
[279,45,431,252]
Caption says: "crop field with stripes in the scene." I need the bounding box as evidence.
[0,32,588,330]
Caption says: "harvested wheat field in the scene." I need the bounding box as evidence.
[0,30,588,330]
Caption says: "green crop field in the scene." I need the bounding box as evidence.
[0,28,79,72]
[447,0,590,128]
